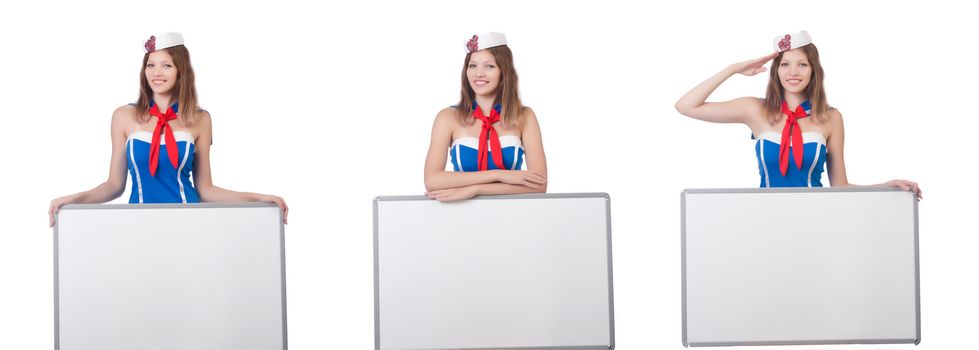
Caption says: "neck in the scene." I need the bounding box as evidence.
[153,94,173,112]
[475,95,496,115]
[783,92,806,110]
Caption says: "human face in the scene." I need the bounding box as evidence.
[466,50,501,97]
[777,48,812,94]
[144,50,178,96]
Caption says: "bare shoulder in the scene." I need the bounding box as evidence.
[434,107,461,126]
[826,107,842,118]
[733,97,767,126]
[111,105,138,130]
[823,107,844,126]
[190,110,212,140]
[112,104,137,120]
[735,96,765,115]
[733,96,765,106]
[822,108,844,142]
[521,106,538,119]
[195,110,213,126]
[518,106,539,128]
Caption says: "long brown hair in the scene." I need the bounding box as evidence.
[456,45,525,126]
[135,45,201,124]
[763,44,830,124]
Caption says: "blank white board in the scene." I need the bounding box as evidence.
[55,203,287,350]
[682,188,919,347]
[373,193,614,350]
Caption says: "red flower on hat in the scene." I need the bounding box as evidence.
[144,36,156,52]
[466,35,479,53]
[777,35,791,52]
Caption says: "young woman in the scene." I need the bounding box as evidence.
[424,32,547,202]
[675,31,921,197]
[48,33,288,226]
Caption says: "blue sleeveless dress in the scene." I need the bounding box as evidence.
[754,131,827,187]
[449,135,525,171]
[125,104,200,204]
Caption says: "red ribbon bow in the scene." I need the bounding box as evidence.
[778,101,809,176]
[148,104,180,176]
[473,106,505,171]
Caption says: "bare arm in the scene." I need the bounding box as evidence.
[192,112,290,222]
[825,110,922,198]
[426,108,548,201]
[675,52,779,124]
[825,109,849,186]
[514,107,546,191]
[423,108,546,192]
[48,106,132,226]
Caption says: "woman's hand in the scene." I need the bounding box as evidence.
[497,170,547,189]
[884,179,923,200]
[256,194,289,224]
[729,52,780,76]
[426,186,480,202]
[49,194,80,227]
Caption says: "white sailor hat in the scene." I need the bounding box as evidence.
[144,32,184,53]
[465,32,507,53]
[773,30,812,52]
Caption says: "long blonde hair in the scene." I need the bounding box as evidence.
[135,45,201,124]
[456,45,525,126]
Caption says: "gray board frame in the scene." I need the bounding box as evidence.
[54,202,288,350]
[373,193,615,350]
[680,187,920,347]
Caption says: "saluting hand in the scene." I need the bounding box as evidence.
[729,51,780,76]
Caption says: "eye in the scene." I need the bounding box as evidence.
[487,65,496,69]
[146,63,154,68]
[800,63,809,67]
[779,62,788,66]
[164,64,174,68]
[468,64,476,69]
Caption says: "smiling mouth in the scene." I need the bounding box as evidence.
[785,79,803,84]
[151,79,168,86]
[473,80,490,87]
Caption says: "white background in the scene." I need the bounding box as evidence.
[1,0,975,348]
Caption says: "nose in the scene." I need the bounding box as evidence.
[789,64,801,76]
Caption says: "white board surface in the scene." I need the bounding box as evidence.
[55,203,287,350]
[682,188,919,347]
[373,193,614,350]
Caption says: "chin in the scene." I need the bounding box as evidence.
[781,86,808,95]
[150,87,175,95]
